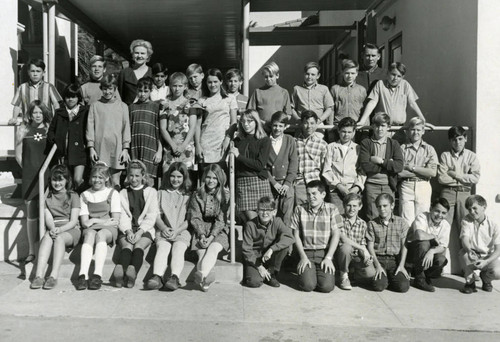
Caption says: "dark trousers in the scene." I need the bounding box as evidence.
[409,240,448,279]
[372,255,410,292]
[271,181,295,226]
[245,248,288,288]
[299,249,335,293]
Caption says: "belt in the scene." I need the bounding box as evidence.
[295,178,305,184]
[403,177,428,182]
[446,186,471,192]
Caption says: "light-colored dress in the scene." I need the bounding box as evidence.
[86,97,131,170]
[156,189,191,245]
[197,94,237,163]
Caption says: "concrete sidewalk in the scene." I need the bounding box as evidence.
[0,261,499,341]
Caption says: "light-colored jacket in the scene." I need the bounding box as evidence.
[119,187,159,235]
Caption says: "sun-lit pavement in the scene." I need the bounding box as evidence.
[0,261,499,342]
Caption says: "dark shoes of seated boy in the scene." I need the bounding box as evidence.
[461,272,494,294]
[413,276,435,292]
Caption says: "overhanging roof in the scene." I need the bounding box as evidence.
[57,0,242,71]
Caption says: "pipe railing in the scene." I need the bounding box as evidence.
[38,144,57,238]
[229,153,236,264]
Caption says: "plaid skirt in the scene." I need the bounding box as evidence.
[236,176,272,212]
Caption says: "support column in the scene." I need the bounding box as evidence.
[0,1,18,125]
[242,0,250,97]
[476,0,500,223]
[48,3,56,85]
[43,5,48,82]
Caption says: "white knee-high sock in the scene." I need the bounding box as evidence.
[79,243,93,278]
[153,242,171,277]
[93,242,108,277]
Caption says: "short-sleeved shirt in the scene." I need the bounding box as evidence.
[366,215,409,256]
[247,84,291,122]
[400,140,438,179]
[45,191,80,222]
[409,212,451,248]
[79,187,121,216]
[295,131,328,183]
[228,92,248,113]
[330,82,367,123]
[11,81,62,122]
[368,79,418,125]
[290,202,342,250]
[339,215,367,247]
[151,84,170,102]
[291,83,334,120]
[460,215,500,258]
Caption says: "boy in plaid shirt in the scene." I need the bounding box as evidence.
[334,193,375,290]
[294,110,328,207]
[366,193,410,292]
[291,180,342,293]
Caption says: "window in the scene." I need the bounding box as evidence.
[389,33,402,64]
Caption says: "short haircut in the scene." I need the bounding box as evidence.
[431,197,450,212]
[465,195,487,210]
[375,193,394,205]
[186,63,203,76]
[343,193,362,206]
[363,43,381,54]
[258,196,276,210]
[130,39,153,57]
[89,55,106,67]
[89,162,111,187]
[448,126,467,139]
[407,117,425,128]
[306,180,326,193]
[341,59,359,71]
[388,62,407,76]
[262,62,279,76]
[270,111,289,125]
[372,112,391,126]
[304,62,320,73]
[62,83,83,102]
[301,110,319,123]
[27,58,46,71]
[137,76,154,90]
[337,117,357,130]
[225,68,243,81]
[151,62,168,75]
[127,160,150,185]
[169,72,188,85]
[100,74,118,88]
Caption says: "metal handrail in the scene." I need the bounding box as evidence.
[38,144,57,239]
[229,153,236,264]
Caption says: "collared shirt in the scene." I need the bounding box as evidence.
[291,83,334,119]
[366,215,409,256]
[368,79,418,125]
[228,92,248,112]
[11,81,62,122]
[295,131,328,183]
[437,148,480,188]
[460,215,500,258]
[323,141,366,190]
[66,105,80,121]
[357,66,386,92]
[399,140,438,179]
[330,82,367,123]
[290,202,342,250]
[409,212,451,247]
[339,215,367,246]
[270,135,283,155]
[151,84,170,102]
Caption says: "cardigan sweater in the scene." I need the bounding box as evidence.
[266,134,298,187]
[234,134,271,179]
[119,186,158,235]
[358,137,404,191]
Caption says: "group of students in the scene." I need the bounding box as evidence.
[10,39,499,294]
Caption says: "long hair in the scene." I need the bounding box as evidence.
[206,68,227,98]
[26,100,51,129]
[88,162,112,188]
[237,109,267,140]
[161,162,191,194]
[47,164,74,209]
[197,164,226,211]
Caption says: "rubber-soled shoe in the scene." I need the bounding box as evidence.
[43,277,57,290]
[76,275,87,291]
[30,276,44,289]
[414,277,435,292]
[125,266,136,288]
[460,281,477,294]
[265,274,281,288]
[113,265,124,288]
[164,275,181,291]
[339,277,353,291]
[194,270,204,290]
[147,275,163,290]
[88,275,102,290]
[480,272,493,292]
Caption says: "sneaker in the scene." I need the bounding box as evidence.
[265,274,280,288]
[194,270,204,289]
[113,265,124,288]
[30,276,44,289]
[414,277,435,292]
[147,275,163,290]
[201,271,216,292]
[43,276,57,290]
[125,266,137,288]
[164,275,181,291]
[480,272,493,292]
[460,281,477,294]
[76,275,87,290]
[88,275,102,290]
[339,277,353,290]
